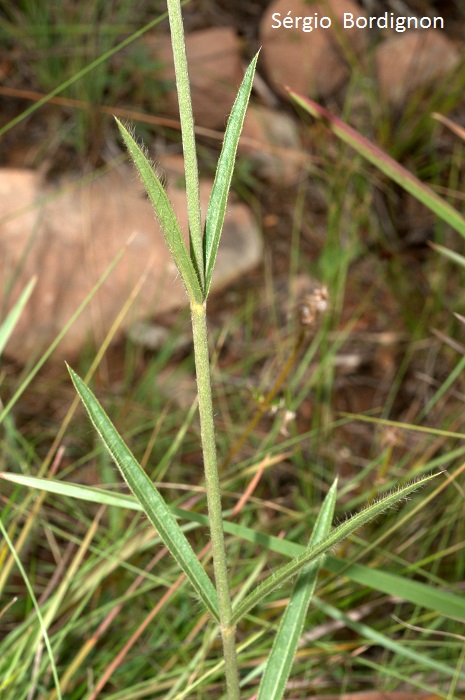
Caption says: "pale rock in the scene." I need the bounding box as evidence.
[0,164,262,363]
[240,104,305,184]
[260,0,367,99]
[146,27,244,129]
[376,30,460,106]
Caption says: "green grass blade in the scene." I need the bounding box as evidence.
[429,241,465,268]
[0,11,171,138]
[66,365,219,621]
[115,118,203,304]
[0,242,128,427]
[4,473,462,620]
[289,91,465,240]
[313,596,465,683]
[204,53,259,296]
[0,519,62,700]
[0,276,36,357]
[257,479,337,700]
[232,474,438,624]
[324,557,465,622]
[0,472,144,511]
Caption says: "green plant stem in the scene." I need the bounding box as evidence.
[167,0,204,288]
[191,300,239,698]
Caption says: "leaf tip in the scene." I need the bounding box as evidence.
[65,363,80,386]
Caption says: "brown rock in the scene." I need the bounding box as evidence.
[240,104,305,184]
[260,0,367,99]
[376,30,460,106]
[0,164,261,363]
[147,27,244,129]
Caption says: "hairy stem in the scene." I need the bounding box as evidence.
[166,0,204,288]
[191,301,239,698]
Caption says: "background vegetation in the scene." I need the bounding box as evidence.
[1,1,465,698]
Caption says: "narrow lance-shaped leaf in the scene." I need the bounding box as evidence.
[115,118,203,304]
[257,478,337,700]
[67,365,219,621]
[289,91,465,240]
[204,52,259,296]
[232,473,438,624]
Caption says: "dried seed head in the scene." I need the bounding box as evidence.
[298,284,329,327]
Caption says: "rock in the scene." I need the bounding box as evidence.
[260,0,367,99]
[0,164,262,363]
[240,104,305,184]
[146,27,244,129]
[376,30,460,106]
[127,320,191,352]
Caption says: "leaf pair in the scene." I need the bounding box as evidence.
[116,52,259,304]
[65,367,436,630]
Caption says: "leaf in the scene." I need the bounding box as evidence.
[66,365,219,621]
[289,91,465,240]
[257,479,337,700]
[203,52,259,296]
[115,118,203,304]
[231,473,438,624]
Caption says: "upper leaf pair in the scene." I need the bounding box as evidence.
[116,52,259,305]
